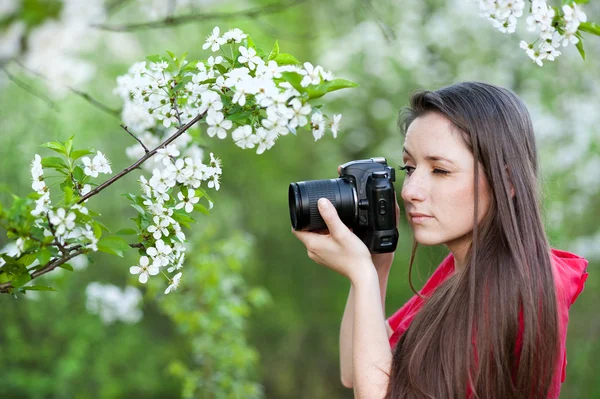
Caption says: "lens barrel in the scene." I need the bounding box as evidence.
[289,178,356,231]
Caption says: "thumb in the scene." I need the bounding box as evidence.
[318,198,345,237]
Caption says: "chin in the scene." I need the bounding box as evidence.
[412,230,447,246]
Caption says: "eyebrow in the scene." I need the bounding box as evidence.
[402,146,455,165]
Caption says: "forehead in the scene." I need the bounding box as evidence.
[404,112,471,159]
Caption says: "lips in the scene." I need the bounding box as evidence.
[408,212,433,224]
[409,212,432,218]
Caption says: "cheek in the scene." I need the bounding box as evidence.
[435,181,475,227]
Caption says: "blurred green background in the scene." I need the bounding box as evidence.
[1,0,599,398]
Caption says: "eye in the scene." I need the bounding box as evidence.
[433,168,449,175]
[399,165,415,176]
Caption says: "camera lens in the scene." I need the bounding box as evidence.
[289,178,357,231]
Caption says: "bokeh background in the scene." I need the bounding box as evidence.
[1,0,599,398]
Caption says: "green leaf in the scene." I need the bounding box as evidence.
[62,185,74,205]
[71,149,95,161]
[98,236,131,257]
[279,72,304,93]
[11,272,32,288]
[172,212,195,229]
[131,204,146,215]
[166,50,176,61]
[58,263,73,272]
[40,141,67,155]
[22,285,57,291]
[225,111,253,122]
[267,40,280,61]
[246,35,255,48]
[37,247,52,265]
[73,166,85,181]
[64,134,75,157]
[195,186,212,203]
[19,253,37,267]
[42,156,69,171]
[194,203,210,215]
[146,54,167,63]
[273,53,301,66]
[306,79,359,99]
[93,222,102,239]
[116,228,138,236]
[579,22,600,36]
[575,34,585,60]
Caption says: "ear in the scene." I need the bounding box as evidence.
[505,165,515,198]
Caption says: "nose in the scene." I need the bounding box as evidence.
[401,173,426,203]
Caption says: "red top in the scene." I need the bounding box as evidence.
[387,248,589,398]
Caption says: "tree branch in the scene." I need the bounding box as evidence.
[0,247,87,293]
[121,124,150,153]
[78,112,205,204]
[14,60,121,119]
[94,0,307,32]
[2,67,58,111]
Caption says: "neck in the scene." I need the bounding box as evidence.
[446,238,471,275]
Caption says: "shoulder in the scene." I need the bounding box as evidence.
[550,248,589,308]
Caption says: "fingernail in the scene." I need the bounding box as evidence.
[318,198,328,209]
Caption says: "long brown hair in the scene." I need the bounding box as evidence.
[386,82,559,399]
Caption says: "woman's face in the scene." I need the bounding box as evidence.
[401,112,492,254]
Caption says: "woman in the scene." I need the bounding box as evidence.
[292,82,589,398]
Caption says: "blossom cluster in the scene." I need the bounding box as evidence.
[85,282,143,324]
[479,0,588,66]
[28,151,110,252]
[114,26,343,154]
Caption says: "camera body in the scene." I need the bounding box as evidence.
[289,157,399,253]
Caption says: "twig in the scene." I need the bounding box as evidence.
[2,67,58,111]
[78,112,205,204]
[14,60,121,119]
[94,0,307,32]
[121,124,150,153]
[46,213,68,256]
[0,247,87,293]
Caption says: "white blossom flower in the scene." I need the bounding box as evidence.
[232,125,259,149]
[31,153,46,194]
[176,189,200,213]
[209,152,222,175]
[255,127,277,155]
[147,215,170,240]
[311,112,326,141]
[15,238,25,257]
[146,239,172,267]
[289,98,311,128]
[155,144,180,166]
[31,192,51,217]
[223,28,247,43]
[129,256,159,284]
[49,208,76,236]
[165,272,182,294]
[198,90,223,115]
[81,184,92,195]
[300,62,323,87]
[202,26,226,52]
[206,111,232,139]
[152,60,169,72]
[238,46,263,70]
[82,151,112,177]
[330,114,342,138]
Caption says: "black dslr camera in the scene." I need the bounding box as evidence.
[289,157,399,253]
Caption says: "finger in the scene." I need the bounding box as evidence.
[337,165,342,175]
[292,226,319,248]
[317,198,346,238]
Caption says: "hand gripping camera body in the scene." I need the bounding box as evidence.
[289,157,399,253]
